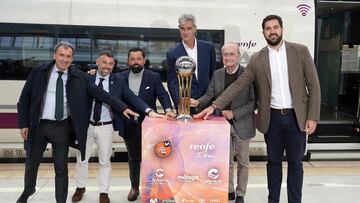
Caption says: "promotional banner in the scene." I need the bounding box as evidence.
[141,117,230,203]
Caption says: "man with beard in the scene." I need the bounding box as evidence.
[194,15,321,203]
[72,51,164,203]
[118,47,176,201]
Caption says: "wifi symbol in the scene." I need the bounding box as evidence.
[297,4,311,16]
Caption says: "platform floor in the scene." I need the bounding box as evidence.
[1,161,360,203]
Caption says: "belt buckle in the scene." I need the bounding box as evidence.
[280,109,287,115]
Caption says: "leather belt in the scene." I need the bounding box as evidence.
[90,121,112,126]
[270,108,294,115]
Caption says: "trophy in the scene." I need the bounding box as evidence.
[176,56,196,121]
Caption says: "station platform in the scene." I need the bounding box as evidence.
[1,161,359,203]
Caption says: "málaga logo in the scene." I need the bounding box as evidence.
[154,140,172,158]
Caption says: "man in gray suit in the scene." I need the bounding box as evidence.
[191,42,255,203]
[195,15,321,203]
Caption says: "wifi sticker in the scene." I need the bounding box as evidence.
[297,4,311,16]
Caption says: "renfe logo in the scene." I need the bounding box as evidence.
[237,40,256,49]
[189,142,215,152]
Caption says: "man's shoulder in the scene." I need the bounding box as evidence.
[285,41,308,50]
[167,43,183,55]
[197,39,214,47]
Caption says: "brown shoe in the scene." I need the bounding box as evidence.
[99,193,110,203]
[127,188,139,201]
[71,187,86,202]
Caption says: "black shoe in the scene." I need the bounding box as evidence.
[16,189,36,203]
[235,196,244,203]
[228,192,235,200]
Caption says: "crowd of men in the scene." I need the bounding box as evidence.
[16,13,320,203]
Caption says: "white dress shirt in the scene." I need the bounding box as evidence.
[182,39,198,80]
[90,73,112,122]
[268,42,293,109]
[41,65,69,120]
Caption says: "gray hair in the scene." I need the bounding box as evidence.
[178,13,197,26]
[221,42,240,55]
[54,41,75,55]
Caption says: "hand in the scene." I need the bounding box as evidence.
[165,110,176,118]
[87,69,97,75]
[222,110,234,120]
[148,111,166,118]
[305,120,317,135]
[193,105,215,120]
[123,108,139,119]
[20,128,29,141]
[190,98,199,107]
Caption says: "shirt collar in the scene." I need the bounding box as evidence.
[53,64,68,75]
[267,40,286,53]
[96,71,110,81]
[226,64,239,74]
[182,38,197,49]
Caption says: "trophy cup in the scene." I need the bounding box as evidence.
[175,56,196,121]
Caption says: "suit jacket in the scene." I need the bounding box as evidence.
[166,39,216,108]
[214,41,321,134]
[88,73,149,137]
[17,60,128,160]
[198,66,255,140]
[118,69,173,123]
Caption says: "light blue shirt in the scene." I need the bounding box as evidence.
[90,72,113,122]
[41,65,69,120]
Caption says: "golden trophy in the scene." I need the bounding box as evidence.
[176,56,196,121]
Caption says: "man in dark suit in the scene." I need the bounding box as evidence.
[118,47,175,201]
[16,41,138,203]
[72,51,164,203]
[195,15,321,203]
[166,13,216,112]
[191,42,255,203]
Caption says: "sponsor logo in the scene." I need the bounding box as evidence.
[236,40,257,49]
[177,174,199,182]
[155,168,164,178]
[208,168,219,180]
[150,198,158,203]
[205,168,222,185]
[154,140,171,158]
[189,142,215,158]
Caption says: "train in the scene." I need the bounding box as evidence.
[1,0,359,161]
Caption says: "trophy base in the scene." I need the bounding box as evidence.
[176,114,192,122]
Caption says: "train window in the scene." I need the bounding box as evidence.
[0,23,224,81]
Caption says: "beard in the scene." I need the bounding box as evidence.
[130,64,144,73]
[265,33,283,46]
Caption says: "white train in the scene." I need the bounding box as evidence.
[0,0,319,159]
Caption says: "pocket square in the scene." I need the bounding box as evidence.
[145,86,150,90]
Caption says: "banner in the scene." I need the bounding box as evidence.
[141,116,230,203]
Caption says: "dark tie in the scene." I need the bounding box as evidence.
[55,71,64,121]
[93,78,105,122]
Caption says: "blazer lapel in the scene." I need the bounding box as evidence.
[109,74,115,94]
[260,48,272,89]
[285,41,296,88]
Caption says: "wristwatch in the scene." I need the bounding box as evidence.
[145,108,153,116]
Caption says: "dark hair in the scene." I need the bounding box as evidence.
[54,41,75,55]
[128,47,145,58]
[98,50,115,58]
[262,15,283,30]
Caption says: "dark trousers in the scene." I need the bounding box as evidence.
[123,122,142,189]
[264,110,306,203]
[23,119,70,203]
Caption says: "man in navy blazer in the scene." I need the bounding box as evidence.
[167,13,216,112]
[118,47,175,201]
[16,41,138,203]
[72,51,163,203]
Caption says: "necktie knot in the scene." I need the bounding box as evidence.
[57,71,64,76]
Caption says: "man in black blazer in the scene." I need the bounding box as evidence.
[72,51,163,203]
[16,41,138,203]
[118,47,175,201]
[166,13,216,112]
